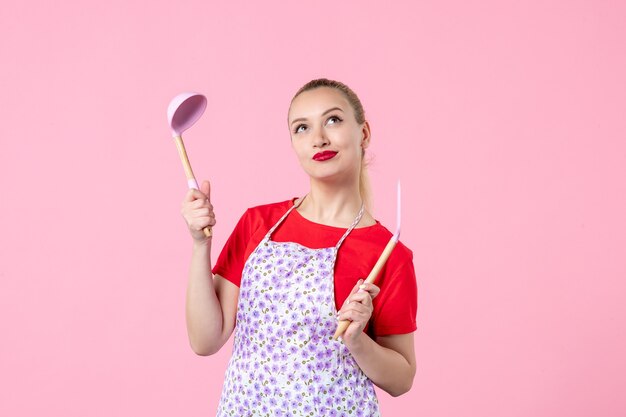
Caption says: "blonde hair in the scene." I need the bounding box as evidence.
[290,78,372,212]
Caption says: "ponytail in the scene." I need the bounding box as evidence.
[359,154,373,214]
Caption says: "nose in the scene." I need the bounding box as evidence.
[312,126,329,148]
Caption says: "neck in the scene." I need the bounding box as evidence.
[297,177,364,228]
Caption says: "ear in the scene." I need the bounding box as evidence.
[361,120,371,149]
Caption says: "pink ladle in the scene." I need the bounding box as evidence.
[167,92,211,237]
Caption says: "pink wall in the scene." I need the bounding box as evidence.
[1,1,625,416]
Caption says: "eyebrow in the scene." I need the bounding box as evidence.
[290,107,344,126]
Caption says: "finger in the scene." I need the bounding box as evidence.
[190,198,213,210]
[342,300,370,315]
[338,304,369,323]
[349,291,373,307]
[341,279,363,309]
[188,210,209,225]
[192,204,216,219]
[201,180,211,203]
[184,187,208,203]
[358,282,381,300]
[192,207,211,218]
[339,294,374,322]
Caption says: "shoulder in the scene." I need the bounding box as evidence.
[245,199,296,221]
[390,239,414,266]
[247,198,295,213]
[235,199,297,232]
[353,222,413,265]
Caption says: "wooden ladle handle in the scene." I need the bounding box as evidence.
[174,135,213,238]
[333,238,398,340]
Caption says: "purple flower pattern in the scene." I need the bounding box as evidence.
[216,203,379,416]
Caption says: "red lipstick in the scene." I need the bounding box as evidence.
[313,151,338,161]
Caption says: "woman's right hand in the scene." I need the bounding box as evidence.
[180,180,216,243]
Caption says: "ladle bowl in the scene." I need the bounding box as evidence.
[167,93,207,137]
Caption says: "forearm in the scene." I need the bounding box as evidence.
[344,333,415,397]
[185,240,224,355]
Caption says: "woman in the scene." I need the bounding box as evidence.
[181,79,417,416]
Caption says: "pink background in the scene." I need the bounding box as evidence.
[1,1,625,416]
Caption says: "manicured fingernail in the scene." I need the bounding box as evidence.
[359,284,366,290]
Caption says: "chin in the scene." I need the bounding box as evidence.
[301,160,357,183]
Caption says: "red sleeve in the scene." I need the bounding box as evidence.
[211,209,254,287]
[371,246,418,336]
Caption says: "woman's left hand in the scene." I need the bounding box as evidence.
[337,279,381,345]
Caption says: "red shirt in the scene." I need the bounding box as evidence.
[213,199,417,336]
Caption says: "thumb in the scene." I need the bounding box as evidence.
[342,279,364,307]
[201,180,211,202]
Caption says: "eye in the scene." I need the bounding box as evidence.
[294,124,307,134]
[326,115,343,126]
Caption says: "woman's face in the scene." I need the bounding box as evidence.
[288,87,370,184]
